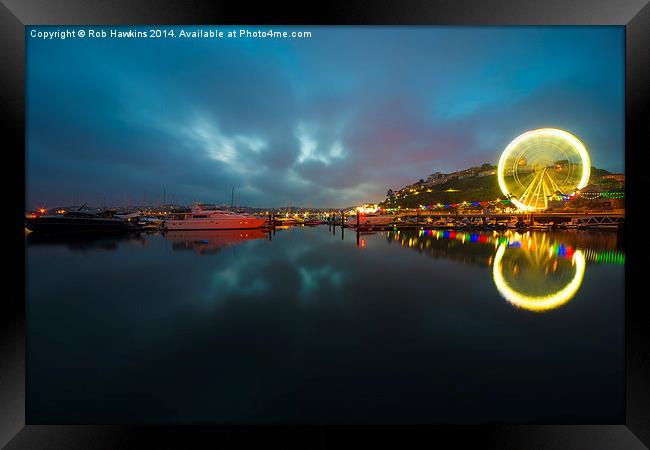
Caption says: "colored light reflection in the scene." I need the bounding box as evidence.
[387,229,622,266]
[492,243,586,312]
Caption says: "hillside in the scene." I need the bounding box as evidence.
[380,175,502,208]
[380,166,615,209]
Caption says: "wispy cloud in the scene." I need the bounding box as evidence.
[295,123,347,166]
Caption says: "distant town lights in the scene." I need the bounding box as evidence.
[356,204,379,214]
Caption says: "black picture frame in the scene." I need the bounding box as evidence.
[3,0,648,448]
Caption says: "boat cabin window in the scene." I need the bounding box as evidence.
[168,213,190,220]
[192,215,208,219]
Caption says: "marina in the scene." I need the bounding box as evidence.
[25,222,624,423]
[25,206,625,234]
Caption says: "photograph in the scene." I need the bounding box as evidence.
[6,0,650,444]
[23,25,627,425]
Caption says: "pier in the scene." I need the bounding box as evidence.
[337,209,625,232]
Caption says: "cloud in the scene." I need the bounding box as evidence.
[298,265,344,297]
[26,26,624,209]
[294,123,347,166]
[179,115,269,175]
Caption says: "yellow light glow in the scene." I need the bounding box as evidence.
[497,128,591,211]
[492,243,586,312]
[356,204,379,214]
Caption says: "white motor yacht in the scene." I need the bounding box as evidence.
[164,204,268,230]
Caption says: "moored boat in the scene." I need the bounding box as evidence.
[163,204,268,230]
[506,217,526,229]
[25,209,141,233]
[303,219,325,226]
[431,217,455,228]
[346,213,395,227]
[136,216,164,230]
[273,217,301,226]
[115,212,164,230]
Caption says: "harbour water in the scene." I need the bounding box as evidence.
[26,225,624,423]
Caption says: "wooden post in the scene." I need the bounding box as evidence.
[357,211,360,228]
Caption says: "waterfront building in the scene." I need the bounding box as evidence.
[478,168,496,177]
[602,173,625,183]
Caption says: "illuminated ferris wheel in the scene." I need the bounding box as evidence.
[497,128,591,211]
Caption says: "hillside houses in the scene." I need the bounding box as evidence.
[387,163,497,199]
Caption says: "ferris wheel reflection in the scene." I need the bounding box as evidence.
[385,228,618,313]
[492,242,586,312]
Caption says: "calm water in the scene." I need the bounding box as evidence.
[26,225,625,424]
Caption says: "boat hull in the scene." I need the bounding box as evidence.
[164,217,268,230]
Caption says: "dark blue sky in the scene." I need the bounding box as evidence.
[26,26,624,208]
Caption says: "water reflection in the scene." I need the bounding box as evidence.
[493,243,585,312]
[26,225,625,423]
[25,231,148,252]
[165,229,268,255]
[384,229,623,312]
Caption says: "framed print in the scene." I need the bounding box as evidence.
[2,0,648,448]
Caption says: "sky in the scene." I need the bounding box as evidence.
[26,26,624,209]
